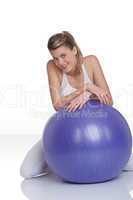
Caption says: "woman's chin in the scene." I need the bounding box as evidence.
[63,67,70,72]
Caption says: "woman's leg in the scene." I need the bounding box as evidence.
[20,139,51,179]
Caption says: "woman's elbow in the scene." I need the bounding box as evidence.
[54,105,61,112]
[53,103,60,111]
[53,100,64,111]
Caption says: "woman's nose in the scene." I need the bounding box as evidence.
[58,58,65,66]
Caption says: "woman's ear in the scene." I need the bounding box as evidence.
[73,46,78,55]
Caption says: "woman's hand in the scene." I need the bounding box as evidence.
[90,84,112,105]
[65,84,113,112]
[65,91,91,112]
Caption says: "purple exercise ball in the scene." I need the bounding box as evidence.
[42,100,132,183]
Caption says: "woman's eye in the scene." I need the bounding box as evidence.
[61,55,66,58]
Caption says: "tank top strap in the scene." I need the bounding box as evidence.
[82,63,92,84]
[59,72,77,96]
[62,72,67,84]
[60,72,68,88]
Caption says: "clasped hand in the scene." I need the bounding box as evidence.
[91,85,112,105]
[65,91,91,112]
[65,85,112,112]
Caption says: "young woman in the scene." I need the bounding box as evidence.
[20,31,133,179]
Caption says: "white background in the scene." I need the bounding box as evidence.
[0,0,133,136]
[1,1,133,199]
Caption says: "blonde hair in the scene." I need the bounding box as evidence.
[47,31,83,69]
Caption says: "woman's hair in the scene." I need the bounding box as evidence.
[47,31,83,68]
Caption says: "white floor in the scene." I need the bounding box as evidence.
[1,134,133,200]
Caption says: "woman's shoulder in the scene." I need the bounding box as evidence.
[47,59,63,83]
[47,59,62,74]
[82,55,97,76]
[83,55,98,64]
[83,55,99,72]
[47,59,58,70]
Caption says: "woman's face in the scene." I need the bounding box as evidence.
[50,46,77,73]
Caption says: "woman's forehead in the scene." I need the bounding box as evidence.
[50,46,72,57]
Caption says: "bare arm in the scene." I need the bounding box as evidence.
[82,55,113,105]
[54,90,83,111]
[47,60,83,111]
[61,90,82,107]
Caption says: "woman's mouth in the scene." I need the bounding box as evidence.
[62,65,68,69]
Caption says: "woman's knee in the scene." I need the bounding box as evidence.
[20,139,49,178]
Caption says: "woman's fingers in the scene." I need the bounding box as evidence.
[78,101,86,109]
[97,94,104,104]
[72,103,80,112]
[107,93,113,105]
[65,90,109,112]
[102,93,112,105]
[66,98,85,112]
[65,104,72,112]
[101,94,108,104]
[106,94,111,105]
[97,92,111,105]
[65,102,79,112]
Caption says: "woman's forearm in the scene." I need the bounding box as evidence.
[54,89,83,111]
[58,84,95,109]
[83,82,97,93]
[83,82,113,105]
[61,90,82,107]
[54,83,97,111]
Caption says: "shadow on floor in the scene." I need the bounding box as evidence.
[21,171,133,200]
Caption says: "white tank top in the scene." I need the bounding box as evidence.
[59,63,93,97]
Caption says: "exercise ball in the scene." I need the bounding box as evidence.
[42,100,132,183]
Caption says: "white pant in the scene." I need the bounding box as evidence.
[20,139,51,179]
[20,139,133,179]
